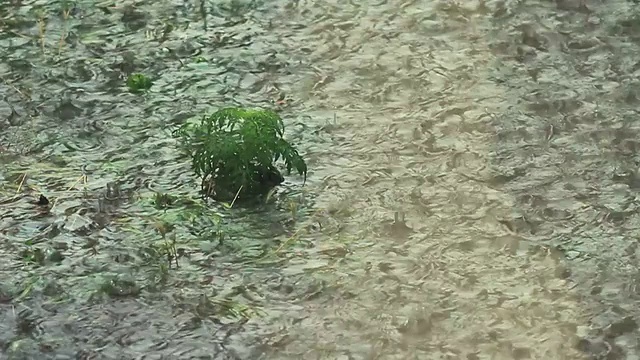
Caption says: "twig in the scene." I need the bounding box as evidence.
[274,208,324,254]
[37,16,46,56]
[0,75,28,99]
[50,174,87,212]
[229,185,243,208]
[10,173,28,201]
[58,8,71,55]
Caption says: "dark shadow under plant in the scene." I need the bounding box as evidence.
[173,107,307,203]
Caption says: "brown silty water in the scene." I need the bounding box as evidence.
[245,0,589,359]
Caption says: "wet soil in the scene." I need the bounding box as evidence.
[1,0,640,359]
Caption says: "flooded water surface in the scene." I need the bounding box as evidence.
[2,0,640,359]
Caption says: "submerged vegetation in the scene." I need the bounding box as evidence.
[0,0,342,356]
[126,73,153,94]
[5,0,640,358]
[0,1,315,356]
[174,107,308,203]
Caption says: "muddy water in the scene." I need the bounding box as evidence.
[249,1,588,359]
[1,0,640,359]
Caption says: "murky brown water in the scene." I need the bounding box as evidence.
[244,1,588,359]
[2,0,640,359]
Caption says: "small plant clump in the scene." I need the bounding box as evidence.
[126,73,153,93]
[174,107,307,202]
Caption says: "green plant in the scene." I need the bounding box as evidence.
[152,192,176,210]
[174,107,307,202]
[126,73,153,93]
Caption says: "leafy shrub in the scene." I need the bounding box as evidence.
[174,107,307,202]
